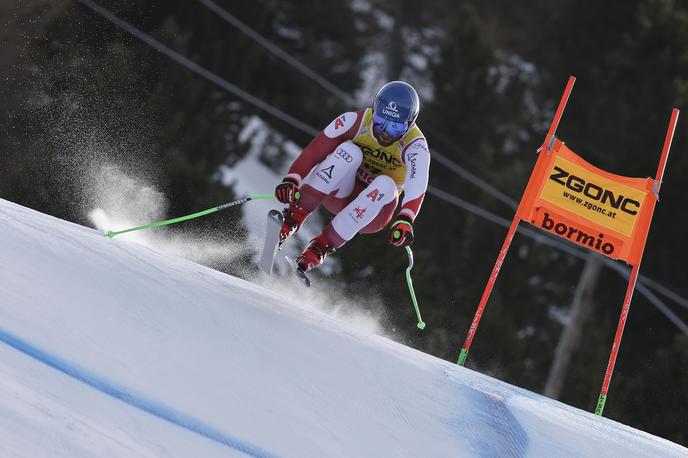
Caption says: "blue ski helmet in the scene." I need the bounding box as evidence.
[372,81,420,140]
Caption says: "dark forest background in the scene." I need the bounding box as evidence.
[2,0,687,446]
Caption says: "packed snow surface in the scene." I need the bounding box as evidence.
[0,198,685,457]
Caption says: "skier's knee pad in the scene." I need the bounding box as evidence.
[367,175,398,205]
[333,140,363,169]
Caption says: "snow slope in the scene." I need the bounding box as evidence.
[0,197,685,457]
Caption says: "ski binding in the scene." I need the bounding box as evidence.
[285,256,311,287]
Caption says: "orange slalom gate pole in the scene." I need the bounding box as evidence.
[457,76,576,366]
[457,217,519,365]
[546,76,576,139]
[595,108,679,416]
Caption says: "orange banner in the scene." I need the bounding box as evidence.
[516,137,657,265]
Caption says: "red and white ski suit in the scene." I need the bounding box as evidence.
[287,109,430,248]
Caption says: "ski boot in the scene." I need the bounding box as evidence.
[279,201,310,247]
[296,233,335,272]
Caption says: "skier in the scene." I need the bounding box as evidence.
[274,80,430,274]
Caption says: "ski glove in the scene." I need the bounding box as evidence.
[275,177,300,204]
[389,215,414,247]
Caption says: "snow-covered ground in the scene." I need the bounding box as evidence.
[0,197,686,457]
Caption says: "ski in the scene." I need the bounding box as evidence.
[258,209,283,276]
[284,256,311,287]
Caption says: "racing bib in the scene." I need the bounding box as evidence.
[352,108,424,186]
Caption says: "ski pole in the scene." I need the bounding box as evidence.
[404,246,426,330]
[105,194,274,238]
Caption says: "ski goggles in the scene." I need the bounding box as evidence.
[372,113,409,139]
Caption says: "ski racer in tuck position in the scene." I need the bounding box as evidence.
[274,81,431,273]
